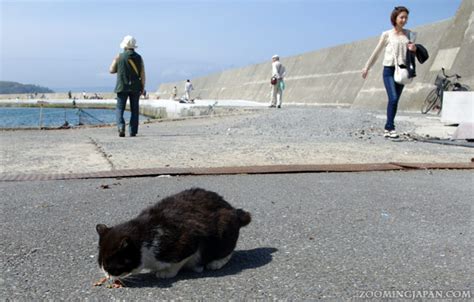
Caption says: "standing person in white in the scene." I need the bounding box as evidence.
[171,86,178,100]
[184,79,194,102]
[270,55,286,108]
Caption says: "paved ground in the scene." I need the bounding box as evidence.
[1,107,472,175]
[1,171,472,300]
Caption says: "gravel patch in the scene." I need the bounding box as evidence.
[0,107,472,175]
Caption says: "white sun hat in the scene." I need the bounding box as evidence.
[272,54,279,60]
[120,35,138,49]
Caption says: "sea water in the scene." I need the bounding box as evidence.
[0,107,143,128]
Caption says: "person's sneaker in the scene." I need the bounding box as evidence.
[119,131,125,137]
[269,105,276,108]
[389,130,399,138]
[130,133,136,137]
[277,105,281,108]
[383,130,390,138]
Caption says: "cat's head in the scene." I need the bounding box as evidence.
[96,224,141,277]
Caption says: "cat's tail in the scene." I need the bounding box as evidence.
[236,209,251,227]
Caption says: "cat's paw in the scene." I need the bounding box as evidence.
[191,265,204,273]
[206,254,232,270]
[155,269,178,279]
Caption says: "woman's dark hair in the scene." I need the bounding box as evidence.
[391,6,409,26]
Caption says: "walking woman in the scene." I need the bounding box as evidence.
[362,6,417,138]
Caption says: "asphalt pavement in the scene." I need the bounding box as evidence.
[1,170,472,300]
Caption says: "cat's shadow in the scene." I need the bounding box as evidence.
[123,247,277,288]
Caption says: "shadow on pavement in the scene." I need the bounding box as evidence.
[123,247,277,288]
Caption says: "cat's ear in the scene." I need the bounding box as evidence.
[96,224,109,236]
[120,237,130,249]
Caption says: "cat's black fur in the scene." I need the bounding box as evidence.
[96,188,251,279]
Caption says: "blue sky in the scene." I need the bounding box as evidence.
[0,0,462,92]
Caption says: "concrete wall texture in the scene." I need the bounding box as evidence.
[157,0,473,111]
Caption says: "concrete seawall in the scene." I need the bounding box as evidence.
[157,0,473,110]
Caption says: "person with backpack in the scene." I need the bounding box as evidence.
[109,35,146,137]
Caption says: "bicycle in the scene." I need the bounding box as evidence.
[421,68,470,114]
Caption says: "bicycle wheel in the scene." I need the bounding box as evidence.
[421,88,439,114]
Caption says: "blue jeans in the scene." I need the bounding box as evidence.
[383,66,404,131]
[116,91,140,135]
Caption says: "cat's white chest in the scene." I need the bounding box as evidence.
[139,240,171,271]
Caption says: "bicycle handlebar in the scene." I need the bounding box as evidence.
[441,67,461,79]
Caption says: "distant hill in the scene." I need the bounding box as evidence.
[0,81,54,94]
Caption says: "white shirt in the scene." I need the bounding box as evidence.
[185,82,194,92]
[364,29,412,70]
[272,61,286,79]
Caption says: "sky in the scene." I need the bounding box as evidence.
[0,0,463,92]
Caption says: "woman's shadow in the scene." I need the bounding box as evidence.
[124,247,277,288]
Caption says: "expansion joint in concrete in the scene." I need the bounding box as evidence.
[88,137,115,170]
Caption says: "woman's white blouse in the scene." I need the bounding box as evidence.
[364,29,411,70]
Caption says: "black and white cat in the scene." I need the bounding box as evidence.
[96,188,251,280]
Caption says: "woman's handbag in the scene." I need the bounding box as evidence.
[391,34,413,85]
[394,64,412,85]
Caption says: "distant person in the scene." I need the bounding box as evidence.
[270,55,286,108]
[362,6,417,139]
[109,35,146,137]
[82,91,87,99]
[171,86,178,100]
[68,90,72,99]
[184,79,194,102]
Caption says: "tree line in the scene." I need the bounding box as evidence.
[0,81,54,94]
